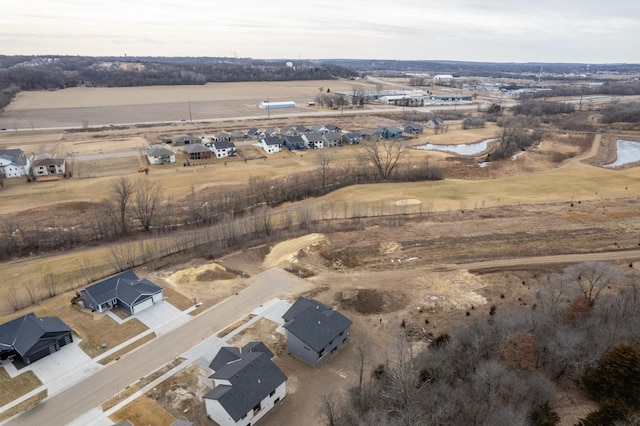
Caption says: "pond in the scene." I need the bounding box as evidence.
[416,138,497,155]
[605,140,640,168]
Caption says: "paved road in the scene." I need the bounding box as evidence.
[7,268,310,426]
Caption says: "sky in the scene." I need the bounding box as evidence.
[2,0,639,63]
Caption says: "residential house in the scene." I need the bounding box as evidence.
[31,154,66,177]
[183,144,213,160]
[342,132,362,145]
[324,124,342,133]
[295,125,311,134]
[0,149,30,178]
[263,128,279,138]
[258,137,282,154]
[79,270,164,315]
[0,313,73,366]
[146,144,176,165]
[204,341,287,426]
[302,133,326,149]
[171,135,201,146]
[310,125,327,134]
[212,132,231,142]
[211,141,237,159]
[280,126,298,137]
[378,126,404,139]
[282,297,352,368]
[360,128,379,142]
[425,118,444,130]
[230,130,246,141]
[324,132,342,147]
[247,128,262,139]
[283,136,307,151]
[403,122,424,135]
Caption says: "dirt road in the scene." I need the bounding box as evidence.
[6,268,310,426]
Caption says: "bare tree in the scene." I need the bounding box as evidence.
[316,150,335,192]
[25,281,40,305]
[381,338,420,408]
[45,273,58,297]
[132,179,162,230]
[7,287,22,311]
[565,261,624,307]
[110,176,136,235]
[359,139,409,181]
[536,272,570,319]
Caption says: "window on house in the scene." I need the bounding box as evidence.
[274,397,281,405]
[253,402,261,415]
[269,390,276,398]
[331,347,338,354]
[242,414,247,420]
[318,349,326,359]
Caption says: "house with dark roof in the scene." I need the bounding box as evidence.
[324,124,342,133]
[171,135,201,146]
[0,313,73,366]
[258,137,282,154]
[229,130,246,141]
[183,144,213,160]
[204,341,286,426]
[324,132,342,147]
[146,144,176,165]
[403,122,424,135]
[425,118,444,130]
[342,132,362,145]
[212,132,231,142]
[360,128,379,142]
[79,270,164,315]
[378,126,404,139]
[282,297,352,368]
[0,149,30,179]
[283,135,307,151]
[247,128,262,139]
[211,141,237,159]
[302,133,326,149]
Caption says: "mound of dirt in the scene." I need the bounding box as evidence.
[337,288,406,314]
[379,241,402,255]
[167,263,233,284]
[263,233,328,268]
[416,270,488,312]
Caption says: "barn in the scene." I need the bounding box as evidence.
[258,101,296,109]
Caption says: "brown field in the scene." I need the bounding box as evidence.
[109,395,175,426]
[0,369,42,407]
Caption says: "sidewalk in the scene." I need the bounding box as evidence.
[0,302,199,422]
[69,298,290,425]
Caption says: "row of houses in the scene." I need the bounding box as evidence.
[0,150,67,179]
[204,296,352,426]
[0,265,350,426]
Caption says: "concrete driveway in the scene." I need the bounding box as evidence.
[134,300,191,335]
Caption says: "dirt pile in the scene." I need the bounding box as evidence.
[166,263,232,285]
[262,233,328,268]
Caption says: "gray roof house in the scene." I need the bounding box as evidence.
[31,156,66,177]
[324,131,343,147]
[342,132,362,145]
[302,133,327,149]
[0,313,73,366]
[282,297,352,368]
[283,135,307,151]
[0,149,31,179]
[360,128,379,142]
[146,144,176,165]
[426,118,444,129]
[258,137,282,154]
[211,141,237,159]
[204,342,286,426]
[79,270,164,315]
[403,122,424,134]
[171,135,201,146]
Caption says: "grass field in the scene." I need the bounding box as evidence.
[109,395,175,426]
[0,368,42,407]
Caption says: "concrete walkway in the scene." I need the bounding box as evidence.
[0,301,198,421]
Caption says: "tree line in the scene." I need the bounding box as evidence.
[0,56,357,110]
[321,261,640,425]
[0,147,441,261]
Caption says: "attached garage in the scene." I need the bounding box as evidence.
[132,297,154,315]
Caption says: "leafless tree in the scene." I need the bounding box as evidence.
[7,287,22,311]
[381,338,421,409]
[564,261,624,307]
[316,150,335,192]
[536,272,570,319]
[132,179,162,230]
[25,281,40,305]
[359,139,409,181]
[110,176,135,235]
[45,273,57,297]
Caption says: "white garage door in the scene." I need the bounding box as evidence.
[133,297,154,314]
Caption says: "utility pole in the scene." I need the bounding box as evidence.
[188,102,193,124]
